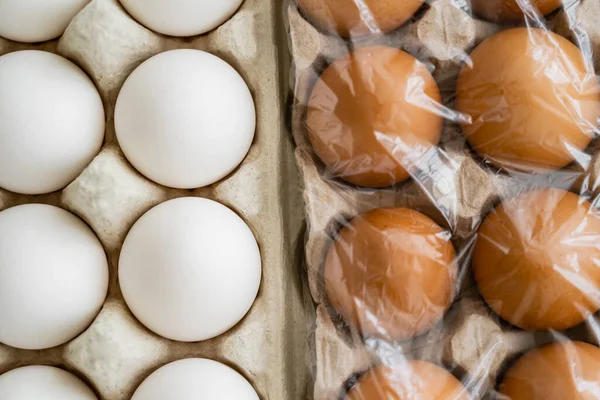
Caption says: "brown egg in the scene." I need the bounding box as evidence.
[346,361,470,400]
[456,28,600,172]
[324,207,456,341]
[499,341,600,399]
[473,188,600,331]
[470,0,562,22]
[296,0,424,38]
[307,46,443,188]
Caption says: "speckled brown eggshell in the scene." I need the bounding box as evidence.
[324,207,457,342]
[345,361,471,400]
[456,28,600,172]
[473,188,600,331]
[499,341,600,400]
[296,0,425,38]
[306,46,443,188]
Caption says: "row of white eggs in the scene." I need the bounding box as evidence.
[0,1,262,398]
[0,199,261,349]
[0,199,262,398]
[0,0,255,193]
[0,359,259,399]
[0,46,256,194]
[0,0,244,42]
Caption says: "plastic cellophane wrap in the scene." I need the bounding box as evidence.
[284,0,600,399]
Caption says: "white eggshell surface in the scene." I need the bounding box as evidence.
[0,204,109,350]
[131,358,259,400]
[114,49,255,189]
[0,365,98,400]
[119,0,243,37]
[0,0,90,43]
[0,50,105,195]
[119,197,261,342]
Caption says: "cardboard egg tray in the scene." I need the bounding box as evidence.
[284,0,600,398]
[0,0,310,399]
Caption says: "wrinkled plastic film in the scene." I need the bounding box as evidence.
[284,0,600,399]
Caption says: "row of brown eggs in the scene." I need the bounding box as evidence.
[297,0,564,38]
[306,26,600,188]
[345,341,600,399]
[296,1,600,399]
[325,184,600,399]
[325,187,600,338]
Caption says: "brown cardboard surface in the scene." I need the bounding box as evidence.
[0,0,309,399]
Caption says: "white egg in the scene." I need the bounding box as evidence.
[119,0,243,37]
[114,49,255,189]
[0,50,105,195]
[119,197,261,342]
[0,365,98,400]
[0,204,109,350]
[0,0,90,43]
[132,359,259,400]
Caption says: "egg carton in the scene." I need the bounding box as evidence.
[283,0,600,399]
[0,0,309,399]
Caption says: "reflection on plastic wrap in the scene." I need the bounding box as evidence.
[296,0,426,38]
[497,341,600,399]
[306,46,444,188]
[285,0,600,398]
[456,27,600,173]
[345,360,471,399]
[324,207,457,342]
[474,188,600,332]
[470,0,563,23]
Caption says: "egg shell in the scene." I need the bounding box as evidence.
[114,49,256,189]
[118,197,261,342]
[470,0,563,22]
[345,361,470,400]
[499,341,600,399]
[473,188,600,331]
[0,0,90,43]
[306,46,443,188]
[296,0,424,38]
[118,0,243,37]
[324,207,457,341]
[0,50,105,195]
[456,28,600,172]
[0,365,98,400]
[131,358,258,400]
[0,204,109,350]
